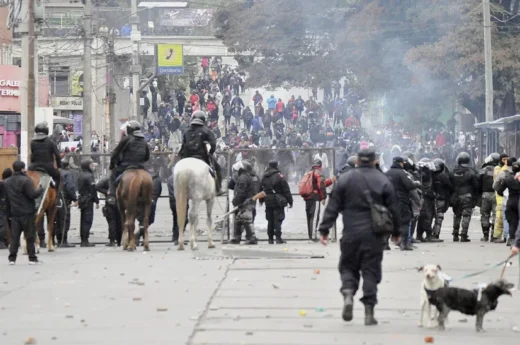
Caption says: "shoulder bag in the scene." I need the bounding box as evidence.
[358,170,394,236]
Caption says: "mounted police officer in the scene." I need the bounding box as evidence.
[109,120,150,194]
[178,110,222,194]
[29,122,62,190]
[449,152,479,242]
[230,160,258,245]
[479,153,499,241]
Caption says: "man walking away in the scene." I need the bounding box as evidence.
[0,169,10,249]
[96,175,122,246]
[260,160,293,244]
[77,159,99,247]
[303,158,335,241]
[56,159,77,247]
[318,149,400,326]
[385,156,419,251]
[5,161,43,264]
[230,160,258,244]
[319,149,398,326]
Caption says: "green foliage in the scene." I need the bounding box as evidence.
[214,0,520,121]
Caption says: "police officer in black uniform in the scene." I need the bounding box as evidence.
[178,110,222,193]
[260,160,293,244]
[29,122,62,190]
[449,152,479,242]
[339,156,357,175]
[416,158,443,243]
[0,170,9,249]
[77,159,99,247]
[96,175,122,246]
[318,149,400,326]
[432,158,452,239]
[55,159,77,247]
[109,121,150,194]
[230,160,258,245]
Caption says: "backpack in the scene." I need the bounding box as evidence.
[298,170,315,197]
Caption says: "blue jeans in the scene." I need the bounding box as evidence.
[503,204,510,239]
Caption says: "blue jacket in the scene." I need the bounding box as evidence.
[251,116,263,132]
[266,97,277,110]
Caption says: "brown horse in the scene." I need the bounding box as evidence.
[24,170,59,253]
[117,169,153,251]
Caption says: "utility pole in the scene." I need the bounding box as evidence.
[19,0,36,164]
[82,0,92,154]
[107,33,116,150]
[130,0,141,122]
[483,0,493,123]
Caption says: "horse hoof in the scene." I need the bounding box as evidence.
[143,246,150,252]
[123,245,128,251]
[177,245,185,251]
[127,247,135,252]
[208,243,216,249]
[48,247,55,253]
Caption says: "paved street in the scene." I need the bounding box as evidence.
[2,207,520,345]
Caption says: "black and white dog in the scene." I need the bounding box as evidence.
[425,279,514,332]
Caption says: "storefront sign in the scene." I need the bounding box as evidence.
[0,65,49,112]
[0,79,20,96]
[52,96,83,110]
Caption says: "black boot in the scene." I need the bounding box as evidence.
[424,235,444,243]
[80,241,95,247]
[452,231,460,242]
[276,238,286,244]
[341,289,354,322]
[268,238,274,244]
[364,306,378,326]
[400,242,413,251]
[245,237,258,245]
[460,234,470,242]
[106,240,116,247]
[59,241,75,248]
[480,228,490,242]
[229,238,241,244]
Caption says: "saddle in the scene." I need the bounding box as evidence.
[33,168,56,187]
[191,155,216,178]
[115,165,146,185]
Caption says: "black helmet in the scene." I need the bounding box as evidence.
[127,120,141,134]
[346,155,357,168]
[240,160,253,173]
[268,160,278,168]
[191,110,206,126]
[402,151,416,164]
[512,161,520,173]
[34,122,49,135]
[433,158,445,172]
[490,152,500,163]
[456,152,471,166]
[313,158,322,167]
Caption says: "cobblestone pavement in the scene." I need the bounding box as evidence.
[2,206,520,345]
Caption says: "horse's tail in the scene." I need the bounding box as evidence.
[174,171,189,236]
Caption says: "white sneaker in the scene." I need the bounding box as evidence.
[28,260,39,265]
[8,261,15,265]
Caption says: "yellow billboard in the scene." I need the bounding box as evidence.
[157,44,184,75]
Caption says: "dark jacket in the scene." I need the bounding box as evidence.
[385,163,417,205]
[179,125,216,162]
[110,135,150,169]
[495,172,520,207]
[432,169,452,201]
[0,180,9,216]
[260,167,293,209]
[449,165,479,197]
[151,172,162,203]
[167,175,176,213]
[319,165,400,238]
[95,176,116,205]
[61,168,77,202]
[78,161,99,205]
[479,164,496,193]
[30,137,62,168]
[339,164,354,175]
[5,172,43,217]
[233,171,255,207]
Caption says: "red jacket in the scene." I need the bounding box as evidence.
[304,166,333,201]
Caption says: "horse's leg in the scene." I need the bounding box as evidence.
[175,185,189,251]
[143,202,151,252]
[47,206,57,252]
[189,201,200,251]
[119,205,128,250]
[127,214,136,251]
[206,197,215,249]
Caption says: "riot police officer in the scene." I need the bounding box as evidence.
[432,158,452,239]
[449,152,479,242]
[479,153,499,241]
[29,122,62,190]
[78,159,99,247]
[260,160,293,244]
[109,121,150,194]
[417,158,443,242]
[339,156,357,174]
[230,160,258,245]
[95,175,122,246]
[178,110,222,193]
[56,159,77,247]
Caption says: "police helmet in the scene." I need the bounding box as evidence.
[268,160,278,168]
[192,110,206,123]
[313,158,322,167]
[433,158,445,172]
[240,160,253,173]
[346,156,357,168]
[126,120,144,138]
[456,152,471,166]
[490,152,500,163]
[34,122,49,135]
[512,161,520,174]
[190,118,204,126]
[402,151,417,164]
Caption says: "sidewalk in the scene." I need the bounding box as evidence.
[1,239,519,345]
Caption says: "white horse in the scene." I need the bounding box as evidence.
[173,156,216,250]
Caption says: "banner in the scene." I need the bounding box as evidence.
[73,114,82,136]
[156,44,184,75]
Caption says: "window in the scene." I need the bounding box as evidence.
[49,65,70,96]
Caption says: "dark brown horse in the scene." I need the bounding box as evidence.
[117,169,153,251]
[24,170,58,253]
